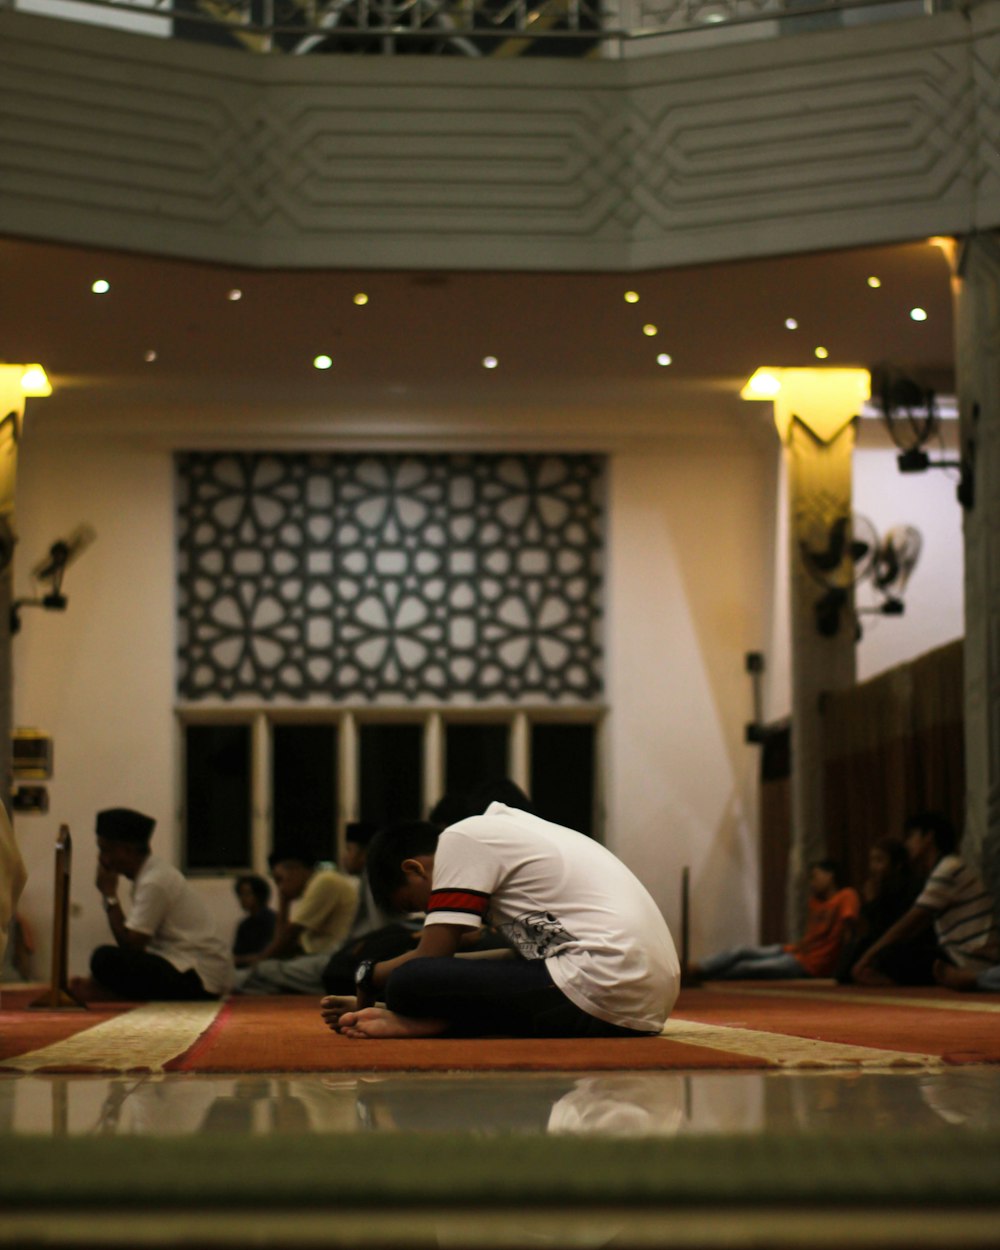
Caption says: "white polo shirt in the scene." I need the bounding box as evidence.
[423,803,680,1033]
[127,855,233,996]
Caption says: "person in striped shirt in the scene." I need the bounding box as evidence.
[851,812,999,986]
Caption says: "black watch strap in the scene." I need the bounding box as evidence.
[355,959,376,992]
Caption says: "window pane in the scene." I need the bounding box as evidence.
[272,724,339,863]
[185,724,251,870]
[530,723,596,837]
[445,723,509,800]
[359,723,424,828]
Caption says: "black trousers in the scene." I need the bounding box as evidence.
[384,956,651,1038]
[90,945,216,1001]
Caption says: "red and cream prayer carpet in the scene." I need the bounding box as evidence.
[2,984,999,1075]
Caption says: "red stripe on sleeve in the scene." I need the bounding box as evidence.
[427,889,490,917]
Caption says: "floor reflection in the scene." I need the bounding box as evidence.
[3,1067,1000,1139]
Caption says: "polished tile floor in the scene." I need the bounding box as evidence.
[3,1066,1000,1138]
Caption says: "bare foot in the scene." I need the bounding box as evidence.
[320,994,358,1032]
[934,960,979,991]
[68,976,120,1003]
[337,1007,448,1039]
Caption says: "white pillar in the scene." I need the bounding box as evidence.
[766,369,869,935]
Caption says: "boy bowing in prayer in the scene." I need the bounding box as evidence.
[320,801,680,1039]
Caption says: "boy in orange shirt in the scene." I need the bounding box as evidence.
[690,861,859,981]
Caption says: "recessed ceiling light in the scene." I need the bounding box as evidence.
[482,356,499,369]
[91,279,110,294]
[642,324,658,337]
[867,276,881,288]
[227,288,242,301]
[144,350,157,363]
[656,353,672,367]
[313,355,333,370]
[624,291,640,304]
[814,346,829,359]
[785,317,799,330]
[354,292,369,306]
[910,307,928,322]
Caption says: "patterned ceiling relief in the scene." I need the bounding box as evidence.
[177,452,604,702]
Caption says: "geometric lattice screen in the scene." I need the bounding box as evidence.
[177,452,604,702]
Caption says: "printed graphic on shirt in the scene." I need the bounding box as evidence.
[500,911,577,960]
[427,888,491,922]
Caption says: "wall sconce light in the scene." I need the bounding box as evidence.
[20,365,52,397]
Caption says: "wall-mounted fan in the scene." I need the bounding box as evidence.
[798,514,921,638]
[799,514,879,638]
[11,524,97,634]
[873,365,974,508]
[869,524,922,616]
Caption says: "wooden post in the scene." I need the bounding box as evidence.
[680,865,690,972]
[31,824,85,1010]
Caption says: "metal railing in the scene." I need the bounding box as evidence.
[6,0,946,55]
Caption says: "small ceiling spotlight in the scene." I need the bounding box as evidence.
[785,317,799,330]
[910,307,928,322]
[815,346,830,359]
[143,350,157,363]
[482,356,499,369]
[624,291,640,304]
[227,288,243,301]
[642,324,658,337]
[656,353,673,367]
[867,276,882,289]
[91,279,110,294]
[313,355,333,370]
[353,293,369,306]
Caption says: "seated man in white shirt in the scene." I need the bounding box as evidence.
[86,808,232,1001]
[320,802,680,1039]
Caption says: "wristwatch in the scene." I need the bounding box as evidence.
[103,896,119,910]
[354,959,376,994]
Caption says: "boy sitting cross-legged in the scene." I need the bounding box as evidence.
[320,801,680,1040]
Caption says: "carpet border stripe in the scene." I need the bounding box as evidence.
[0,1001,222,1073]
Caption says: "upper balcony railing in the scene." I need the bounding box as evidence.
[5,0,948,56]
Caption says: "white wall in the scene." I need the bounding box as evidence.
[7,419,965,982]
[605,442,775,959]
[11,426,239,982]
[10,420,780,978]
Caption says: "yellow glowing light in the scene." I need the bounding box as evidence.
[642,324,658,337]
[742,368,870,444]
[624,291,640,304]
[741,369,783,400]
[20,365,52,397]
[910,307,928,322]
[353,293,369,306]
[91,279,110,294]
[227,289,243,301]
[313,355,333,370]
[815,346,829,360]
[656,353,672,367]
[866,276,881,289]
